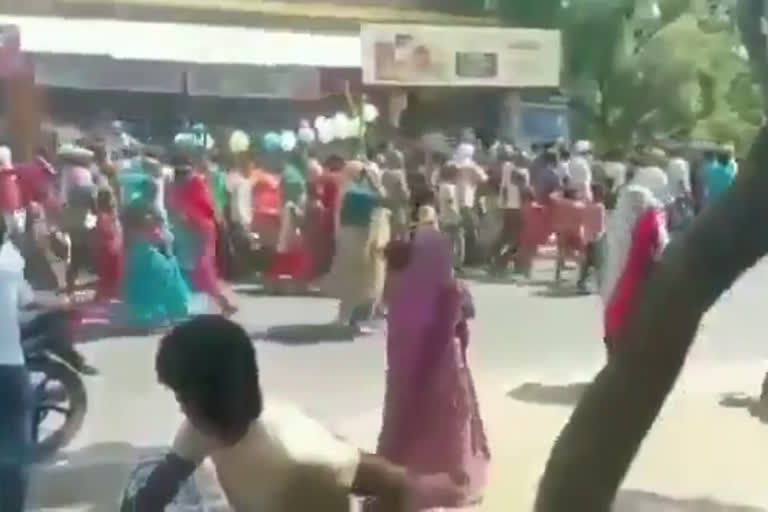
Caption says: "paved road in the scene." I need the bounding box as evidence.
[27,259,768,511]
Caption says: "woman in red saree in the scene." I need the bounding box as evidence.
[251,168,282,251]
[168,162,237,316]
[310,156,344,277]
[93,188,124,302]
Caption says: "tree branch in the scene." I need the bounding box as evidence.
[534,119,768,511]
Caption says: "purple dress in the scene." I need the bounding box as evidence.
[376,227,490,510]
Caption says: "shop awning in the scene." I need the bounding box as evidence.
[34,54,185,92]
[0,14,361,68]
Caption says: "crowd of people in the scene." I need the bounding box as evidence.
[0,121,741,511]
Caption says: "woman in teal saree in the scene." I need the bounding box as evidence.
[121,179,191,328]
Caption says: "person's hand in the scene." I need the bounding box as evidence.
[404,472,466,511]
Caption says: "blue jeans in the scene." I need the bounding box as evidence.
[0,365,32,512]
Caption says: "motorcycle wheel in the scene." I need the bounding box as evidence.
[28,359,88,463]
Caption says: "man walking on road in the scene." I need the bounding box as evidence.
[0,214,35,512]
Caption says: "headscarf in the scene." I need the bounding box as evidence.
[416,204,438,227]
[173,124,214,161]
[281,163,306,205]
[600,185,660,304]
[386,226,453,337]
[631,165,671,205]
[121,179,161,239]
[339,182,376,227]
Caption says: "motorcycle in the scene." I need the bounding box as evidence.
[21,307,96,462]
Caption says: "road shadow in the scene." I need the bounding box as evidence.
[531,285,590,299]
[507,382,589,407]
[719,392,768,425]
[78,322,164,344]
[28,442,154,511]
[233,283,325,298]
[28,442,228,512]
[262,323,363,344]
[614,490,765,511]
[464,273,521,285]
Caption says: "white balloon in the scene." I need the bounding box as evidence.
[314,116,328,131]
[298,126,316,144]
[332,113,350,140]
[318,123,334,144]
[347,117,362,139]
[229,130,250,154]
[280,130,297,152]
[362,103,379,123]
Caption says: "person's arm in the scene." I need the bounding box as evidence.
[351,453,464,511]
[124,452,198,512]
[126,420,209,511]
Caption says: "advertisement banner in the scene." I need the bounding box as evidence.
[361,24,561,88]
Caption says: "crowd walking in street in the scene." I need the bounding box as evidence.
[0,119,743,511]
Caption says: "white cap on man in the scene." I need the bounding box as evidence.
[0,146,12,170]
[573,140,592,154]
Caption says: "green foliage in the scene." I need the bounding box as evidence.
[496,0,563,28]
[497,0,762,153]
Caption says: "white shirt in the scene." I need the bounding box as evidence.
[666,157,691,197]
[568,155,593,200]
[455,164,487,209]
[603,161,627,191]
[498,162,522,209]
[173,401,360,512]
[0,241,34,366]
[437,182,462,225]
[228,172,254,228]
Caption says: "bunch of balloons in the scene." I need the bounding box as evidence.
[258,102,380,153]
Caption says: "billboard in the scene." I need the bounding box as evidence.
[361,24,561,88]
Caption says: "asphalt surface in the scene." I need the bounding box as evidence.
[26,259,768,511]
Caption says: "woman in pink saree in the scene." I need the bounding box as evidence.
[372,224,490,511]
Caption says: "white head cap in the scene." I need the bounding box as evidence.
[0,146,12,169]
[573,140,592,154]
[453,143,476,166]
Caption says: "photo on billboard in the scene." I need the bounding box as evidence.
[362,24,561,87]
[455,52,498,79]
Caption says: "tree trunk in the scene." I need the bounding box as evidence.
[534,1,768,510]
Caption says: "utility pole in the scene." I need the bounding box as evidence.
[1,24,42,161]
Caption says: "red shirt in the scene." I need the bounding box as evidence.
[0,170,21,213]
[15,159,54,207]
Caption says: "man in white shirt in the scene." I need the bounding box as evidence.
[0,215,35,512]
[225,155,258,279]
[437,165,464,269]
[125,316,463,512]
[227,166,254,230]
[451,143,488,266]
[666,150,691,199]
[490,159,526,273]
[568,140,593,201]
